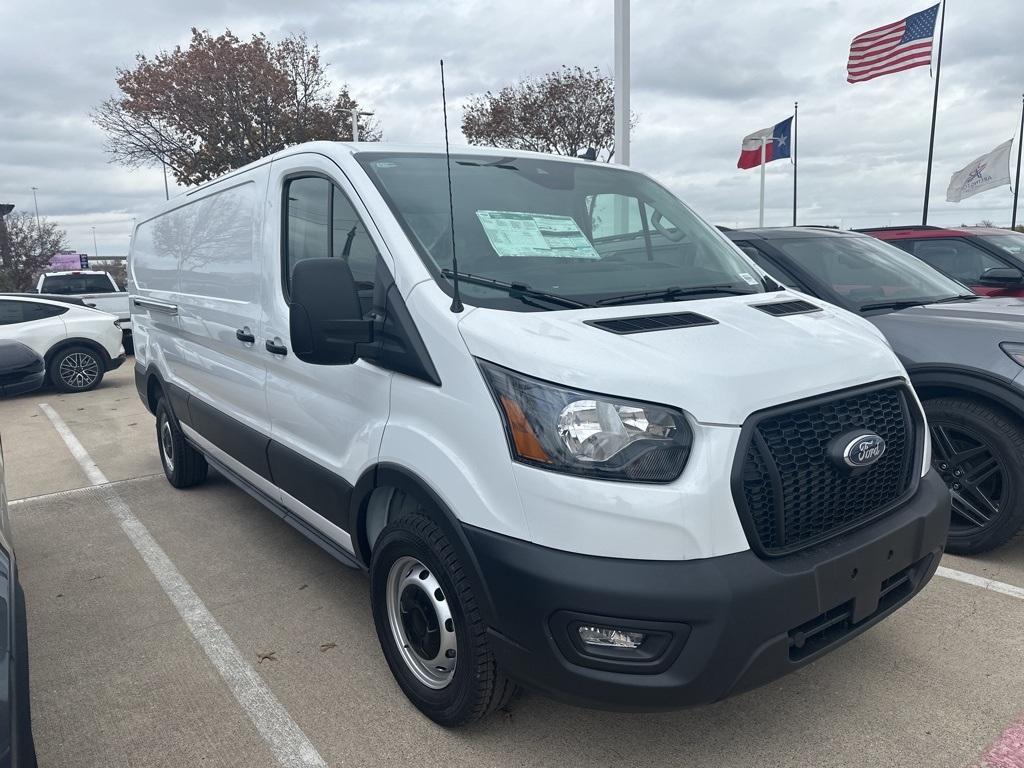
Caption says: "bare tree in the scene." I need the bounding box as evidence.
[0,213,68,292]
[93,29,380,186]
[461,66,636,162]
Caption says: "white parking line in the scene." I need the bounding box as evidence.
[38,403,327,768]
[936,566,1024,601]
[8,474,163,506]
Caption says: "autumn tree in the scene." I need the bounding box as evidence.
[93,29,380,186]
[461,66,635,162]
[0,212,68,292]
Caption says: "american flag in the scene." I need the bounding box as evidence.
[847,4,940,84]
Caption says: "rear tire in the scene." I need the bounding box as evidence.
[370,504,516,726]
[924,396,1024,554]
[156,398,208,488]
[49,346,104,393]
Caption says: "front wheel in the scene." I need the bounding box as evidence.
[370,507,516,726]
[925,397,1024,554]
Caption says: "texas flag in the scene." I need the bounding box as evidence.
[737,117,793,170]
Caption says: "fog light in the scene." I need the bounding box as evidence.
[577,625,645,649]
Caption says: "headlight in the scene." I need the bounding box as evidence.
[1000,342,1024,366]
[478,360,693,482]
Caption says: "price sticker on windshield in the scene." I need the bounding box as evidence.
[475,211,600,259]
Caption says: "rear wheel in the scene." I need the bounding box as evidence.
[155,398,208,488]
[370,505,516,726]
[49,346,104,393]
[924,397,1024,554]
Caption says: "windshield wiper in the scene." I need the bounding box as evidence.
[441,269,590,308]
[859,299,932,312]
[595,284,755,307]
[860,294,982,312]
[932,294,983,303]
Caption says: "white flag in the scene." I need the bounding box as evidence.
[946,139,1014,203]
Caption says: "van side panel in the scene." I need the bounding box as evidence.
[134,172,272,454]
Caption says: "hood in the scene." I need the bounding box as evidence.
[457,292,907,425]
[871,297,1024,335]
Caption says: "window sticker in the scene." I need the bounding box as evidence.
[738,272,760,286]
[475,210,600,259]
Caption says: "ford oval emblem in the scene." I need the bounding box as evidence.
[842,433,886,468]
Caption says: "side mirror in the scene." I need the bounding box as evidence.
[289,258,374,365]
[978,267,1024,286]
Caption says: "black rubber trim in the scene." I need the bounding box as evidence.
[44,337,113,369]
[165,381,192,429]
[267,441,352,531]
[186,395,272,480]
[361,266,441,385]
[908,365,1024,417]
[729,378,925,558]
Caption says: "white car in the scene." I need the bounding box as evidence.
[130,141,949,725]
[36,270,133,352]
[0,295,125,392]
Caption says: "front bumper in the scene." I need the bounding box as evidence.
[0,372,45,398]
[466,469,950,711]
[106,353,127,372]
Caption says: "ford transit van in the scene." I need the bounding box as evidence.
[130,142,950,725]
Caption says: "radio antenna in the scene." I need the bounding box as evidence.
[440,59,463,313]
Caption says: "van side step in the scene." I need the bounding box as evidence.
[199,450,366,572]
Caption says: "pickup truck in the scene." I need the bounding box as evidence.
[36,270,133,352]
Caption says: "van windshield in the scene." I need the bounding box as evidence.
[356,152,764,310]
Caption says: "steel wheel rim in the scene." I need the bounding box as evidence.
[160,418,175,473]
[58,352,99,390]
[930,421,1006,534]
[385,556,457,689]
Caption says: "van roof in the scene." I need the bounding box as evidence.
[177,141,623,200]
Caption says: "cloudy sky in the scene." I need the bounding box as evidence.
[1,0,1021,256]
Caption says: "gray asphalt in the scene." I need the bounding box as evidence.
[2,365,1022,767]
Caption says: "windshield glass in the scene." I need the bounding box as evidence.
[41,274,117,294]
[356,153,763,309]
[771,235,968,309]
[977,232,1024,258]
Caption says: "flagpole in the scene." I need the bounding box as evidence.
[792,101,799,227]
[760,136,767,227]
[921,0,946,226]
[1013,93,1024,230]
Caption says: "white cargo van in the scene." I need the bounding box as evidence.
[130,142,949,725]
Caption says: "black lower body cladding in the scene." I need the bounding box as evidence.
[465,470,950,711]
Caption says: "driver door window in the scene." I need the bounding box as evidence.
[284,176,379,295]
[904,238,1007,285]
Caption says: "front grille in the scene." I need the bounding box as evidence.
[736,383,918,556]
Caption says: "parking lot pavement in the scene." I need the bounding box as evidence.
[4,365,1024,767]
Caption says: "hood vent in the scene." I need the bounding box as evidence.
[586,312,718,335]
[754,299,822,317]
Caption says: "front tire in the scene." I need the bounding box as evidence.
[49,346,104,393]
[156,398,208,488]
[925,397,1024,554]
[370,507,516,726]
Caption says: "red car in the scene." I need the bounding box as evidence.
[860,226,1024,298]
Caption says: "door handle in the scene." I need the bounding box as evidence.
[265,339,288,356]
[235,327,255,344]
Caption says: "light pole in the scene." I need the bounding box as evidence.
[91,226,99,260]
[30,187,42,254]
[350,110,374,142]
[613,0,630,166]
